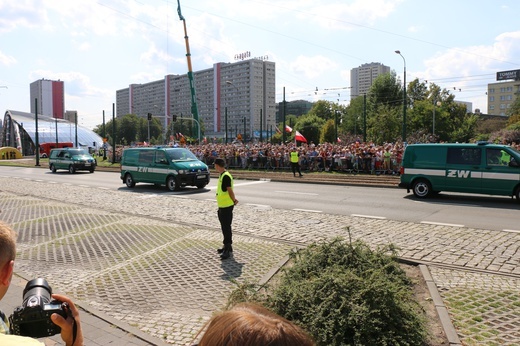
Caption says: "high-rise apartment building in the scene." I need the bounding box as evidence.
[30,79,65,118]
[487,69,520,116]
[116,59,276,140]
[350,63,390,98]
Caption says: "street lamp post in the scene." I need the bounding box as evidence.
[334,110,339,143]
[395,50,407,143]
[243,117,246,141]
[433,99,441,137]
[226,80,240,142]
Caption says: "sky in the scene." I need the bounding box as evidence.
[1,0,519,129]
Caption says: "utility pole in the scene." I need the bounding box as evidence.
[112,103,116,164]
[35,99,40,166]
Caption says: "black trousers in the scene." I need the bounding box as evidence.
[291,162,302,176]
[218,206,234,245]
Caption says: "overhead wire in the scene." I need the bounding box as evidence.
[96,0,512,108]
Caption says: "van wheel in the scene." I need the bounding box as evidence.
[167,176,180,191]
[412,179,431,198]
[50,164,57,173]
[125,173,136,188]
[515,186,520,203]
[196,183,206,189]
[68,165,76,174]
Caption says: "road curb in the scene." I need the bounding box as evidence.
[419,264,462,346]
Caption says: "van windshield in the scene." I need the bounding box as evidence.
[68,149,89,156]
[166,148,198,161]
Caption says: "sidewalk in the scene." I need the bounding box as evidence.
[0,176,518,345]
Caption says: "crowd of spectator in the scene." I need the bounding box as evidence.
[185,141,406,175]
[106,140,520,175]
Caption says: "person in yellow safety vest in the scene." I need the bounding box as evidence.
[214,158,238,260]
[500,150,511,166]
[290,147,303,177]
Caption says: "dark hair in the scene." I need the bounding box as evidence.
[214,158,226,167]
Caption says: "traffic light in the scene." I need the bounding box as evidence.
[172,114,177,122]
[147,113,152,121]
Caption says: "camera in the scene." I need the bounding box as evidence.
[9,278,69,338]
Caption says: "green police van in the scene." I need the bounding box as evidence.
[399,142,520,201]
[49,147,97,173]
[120,147,210,191]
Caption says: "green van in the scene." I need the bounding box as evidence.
[120,147,210,191]
[399,142,520,201]
[49,148,97,173]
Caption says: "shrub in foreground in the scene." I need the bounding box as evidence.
[229,236,428,346]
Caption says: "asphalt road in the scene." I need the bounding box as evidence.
[1,165,519,232]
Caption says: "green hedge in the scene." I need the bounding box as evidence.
[228,236,429,346]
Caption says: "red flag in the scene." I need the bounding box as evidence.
[337,137,342,143]
[295,131,307,143]
[285,125,293,133]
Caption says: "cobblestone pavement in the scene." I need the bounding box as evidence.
[0,176,518,345]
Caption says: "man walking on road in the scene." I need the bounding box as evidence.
[214,158,238,260]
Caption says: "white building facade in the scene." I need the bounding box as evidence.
[116,59,276,141]
[29,79,65,119]
[350,62,391,98]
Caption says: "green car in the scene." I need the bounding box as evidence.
[49,148,97,174]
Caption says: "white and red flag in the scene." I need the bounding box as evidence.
[295,131,307,143]
[285,125,293,133]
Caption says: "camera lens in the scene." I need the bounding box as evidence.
[22,278,53,306]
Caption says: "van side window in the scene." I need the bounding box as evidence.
[486,148,504,165]
[447,148,481,165]
[155,151,167,164]
[123,150,139,165]
[139,150,155,164]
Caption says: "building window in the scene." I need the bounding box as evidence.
[489,88,495,93]
[500,104,506,109]
[489,96,494,102]
[490,105,495,110]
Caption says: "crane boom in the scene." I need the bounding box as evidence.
[177,0,200,142]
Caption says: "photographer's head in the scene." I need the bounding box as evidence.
[0,222,16,301]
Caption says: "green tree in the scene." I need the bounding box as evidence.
[119,114,139,144]
[320,119,336,143]
[406,78,428,107]
[507,96,520,117]
[344,96,365,138]
[294,114,325,144]
[93,117,118,145]
[367,105,401,143]
[367,71,402,112]
[307,100,337,121]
